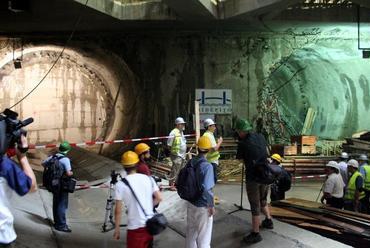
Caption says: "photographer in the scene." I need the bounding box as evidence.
[0,134,37,247]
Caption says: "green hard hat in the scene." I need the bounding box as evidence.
[59,141,71,154]
[234,118,253,132]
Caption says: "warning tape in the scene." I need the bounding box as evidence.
[28,134,196,150]
[292,174,326,180]
[75,184,110,190]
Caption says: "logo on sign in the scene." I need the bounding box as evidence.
[196,89,232,114]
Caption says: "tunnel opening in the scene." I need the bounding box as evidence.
[260,35,370,142]
[0,43,140,164]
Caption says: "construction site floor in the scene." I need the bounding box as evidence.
[9,181,350,248]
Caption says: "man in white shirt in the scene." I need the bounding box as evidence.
[321,161,345,209]
[167,117,187,190]
[113,151,162,248]
[338,152,349,186]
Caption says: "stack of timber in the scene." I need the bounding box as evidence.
[342,138,370,156]
[149,159,172,178]
[271,198,370,247]
[291,135,317,155]
[187,137,238,158]
[281,155,336,177]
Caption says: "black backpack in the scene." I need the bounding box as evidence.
[42,155,65,193]
[254,161,283,185]
[176,158,203,202]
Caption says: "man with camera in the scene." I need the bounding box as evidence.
[42,141,73,233]
[113,151,162,248]
[1,120,37,246]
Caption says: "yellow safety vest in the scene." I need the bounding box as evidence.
[363,165,370,191]
[203,131,220,163]
[344,171,365,200]
[170,128,181,155]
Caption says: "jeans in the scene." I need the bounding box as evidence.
[53,190,69,228]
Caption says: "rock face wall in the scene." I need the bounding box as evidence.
[1,24,370,155]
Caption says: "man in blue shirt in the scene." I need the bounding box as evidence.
[0,134,37,246]
[185,136,215,248]
[42,141,73,233]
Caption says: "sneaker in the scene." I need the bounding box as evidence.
[214,196,220,205]
[261,218,274,229]
[243,232,262,243]
[55,226,72,233]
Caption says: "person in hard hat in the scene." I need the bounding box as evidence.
[113,151,162,248]
[338,152,349,186]
[134,143,151,176]
[42,141,73,232]
[234,118,272,244]
[202,118,223,204]
[185,136,215,248]
[343,159,365,212]
[358,154,370,214]
[320,161,345,209]
[167,117,187,190]
[270,154,292,202]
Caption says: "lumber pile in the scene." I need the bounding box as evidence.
[343,138,370,156]
[281,155,336,177]
[187,137,238,158]
[271,198,370,247]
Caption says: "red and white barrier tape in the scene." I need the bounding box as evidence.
[28,134,196,150]
[292,174,326,180]
[75,184,110,190]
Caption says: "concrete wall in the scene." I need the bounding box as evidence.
[1,23,370,155]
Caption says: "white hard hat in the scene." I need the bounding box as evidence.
[175,117,186,125]
[359,154,368,161]
[203,118,216,128]
[326,161,339,171]
[340,152,349,159]
[348,159,359,168]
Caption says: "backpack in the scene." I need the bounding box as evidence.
[253,161,283,185]
[176,158,203,202]
[277,169,292,192]
[42,155,65,193]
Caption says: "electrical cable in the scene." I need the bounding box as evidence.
[9,0,90,109]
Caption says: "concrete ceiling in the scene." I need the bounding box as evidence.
[0,0,370,34]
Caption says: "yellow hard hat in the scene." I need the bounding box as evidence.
[121,151,139,167]
[197,136,212,151]
[271,153,283,163]
[135,143,150,155]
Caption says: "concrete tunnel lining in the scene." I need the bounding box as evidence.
[264,39,370,140]
[0,43,141,156]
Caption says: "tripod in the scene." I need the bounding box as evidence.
[228,163,250,214]
[102,171,126,232]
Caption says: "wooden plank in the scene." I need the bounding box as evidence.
[298,223,341,234]
[284,145,297,155]
[270,206,315,220]
[291,135,317,145]
[321,206,370,222]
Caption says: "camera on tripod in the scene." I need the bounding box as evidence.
[0,108,34,156]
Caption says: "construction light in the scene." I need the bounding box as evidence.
[8,0,29,12]
[363,50,370,59]
[13,58,22,69]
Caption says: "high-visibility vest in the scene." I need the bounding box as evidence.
[203,131,220,163]
[344,171,365,200]
[363,165,370,191]
[170,128,181,155]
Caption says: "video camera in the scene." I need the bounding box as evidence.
[0,108,33,156]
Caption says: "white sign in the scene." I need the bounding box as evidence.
[196,89,232,114]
